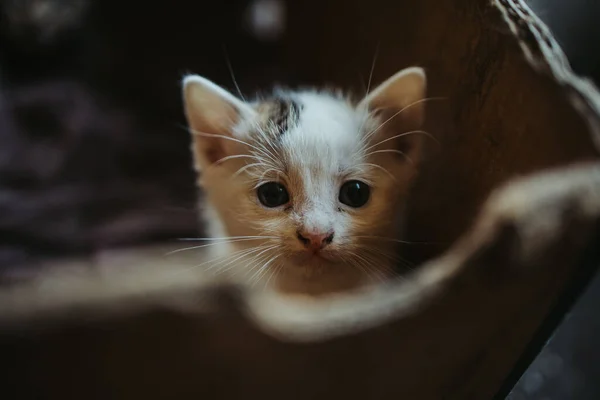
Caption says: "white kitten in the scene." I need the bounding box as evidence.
[182,67,427,296]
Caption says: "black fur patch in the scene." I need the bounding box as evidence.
[271,98,301,135]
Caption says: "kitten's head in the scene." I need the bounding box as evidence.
[182,67,427,295]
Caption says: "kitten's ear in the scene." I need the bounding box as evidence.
[358,67,427,163]
[182,75,256,170]
[358,67,426,127]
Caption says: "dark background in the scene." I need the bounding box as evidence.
[0,0,294,269]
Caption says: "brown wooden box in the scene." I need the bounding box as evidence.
[2,0,600,398]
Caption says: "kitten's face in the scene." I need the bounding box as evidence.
[183,68,426,295]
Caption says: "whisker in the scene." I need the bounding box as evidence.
[354,235,443,245]
[168,245,260,276]
[364,149,414,165]
[356,162,397,181]
[224,245,279,276]
[365,41,380,98]
[263,263,283,289]
[249,253,282,287]
[251,168,281,186]
[256,128,281,159]
[243,248,275,276]
[345,251,375,279]
[349,252,387,283]
[363,96,446,142]
[362,247,413,271]
[233,247,280,286]
[185,127,279,165]
[223,45,246,102]
[209,245,278,275]
[343,253,371,280]
[166,237,276,256]
[248,123,281,163]
[364,130,438,153]
[252,141,279,167]
[358,251,400,280]
[252,257,278,285]
[178,236,277,242]
[167,240,247,256]
[232,162,263,179]
[356,44,381,136]
[214,154,260,166]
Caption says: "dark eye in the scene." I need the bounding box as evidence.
[257,182,290,208]
[339,180,370,208]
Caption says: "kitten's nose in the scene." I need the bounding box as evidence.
[296,229,334,251]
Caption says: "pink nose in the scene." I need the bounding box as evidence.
[296,229,334,251]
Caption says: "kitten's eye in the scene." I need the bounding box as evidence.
[257,182,290,208]
[339,180,370,208]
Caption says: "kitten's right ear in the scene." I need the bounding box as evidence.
[182,75,256,170]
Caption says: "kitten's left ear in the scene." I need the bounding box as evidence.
[358,67,427,163]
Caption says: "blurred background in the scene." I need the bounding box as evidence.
[0,0,294,269]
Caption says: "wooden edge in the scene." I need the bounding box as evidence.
[494,0,600,150]
[245,162,600,341]
[2,163,599,343]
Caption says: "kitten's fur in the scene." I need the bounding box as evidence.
[182,67,426,295]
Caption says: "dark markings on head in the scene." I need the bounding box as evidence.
[270,98,301,136]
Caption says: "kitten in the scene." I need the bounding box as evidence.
[182,67,427,296]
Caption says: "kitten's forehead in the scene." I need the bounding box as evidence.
[244,90,370,187]
[293,91,361,143]
[278,91,364,169]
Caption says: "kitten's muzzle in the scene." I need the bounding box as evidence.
[296,229,334,252]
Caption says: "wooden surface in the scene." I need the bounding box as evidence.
[2,1,600,399]
[284,0,599,257]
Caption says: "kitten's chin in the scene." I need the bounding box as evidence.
[273,258,367,296]
[289,250,340,268]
